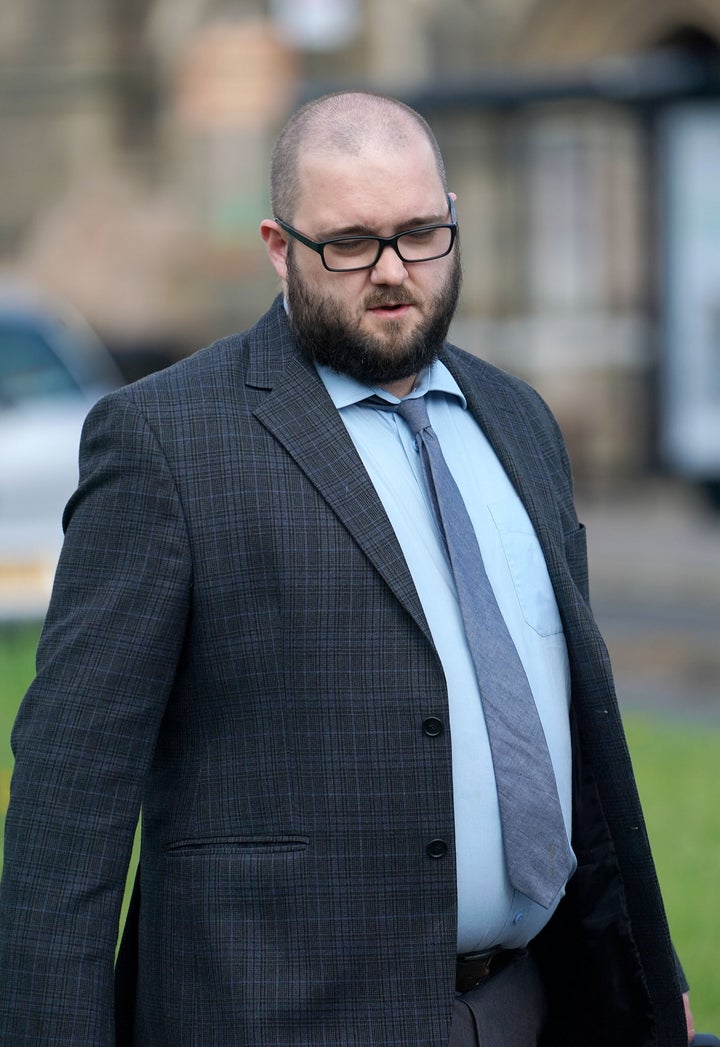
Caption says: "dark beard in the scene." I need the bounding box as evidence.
[287,249,462,385]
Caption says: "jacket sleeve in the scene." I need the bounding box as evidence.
[0,390,192,1046]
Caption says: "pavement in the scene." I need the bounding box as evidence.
[577,481,720,723]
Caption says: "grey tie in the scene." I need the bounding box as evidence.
[372,393,574,907]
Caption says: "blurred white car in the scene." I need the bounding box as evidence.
[0,286,122,619]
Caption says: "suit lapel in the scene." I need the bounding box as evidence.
[247,302,578,649]
[249,302,434,646]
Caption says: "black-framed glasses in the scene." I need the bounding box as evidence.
[274,195,458,273]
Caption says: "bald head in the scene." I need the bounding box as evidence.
[270,91,448,222]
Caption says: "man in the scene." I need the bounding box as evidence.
[0,92,694,1045]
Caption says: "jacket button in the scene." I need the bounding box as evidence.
[422,717,443,738]
[427,839,448,859]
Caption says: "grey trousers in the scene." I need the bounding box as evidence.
[448,950,548,1047]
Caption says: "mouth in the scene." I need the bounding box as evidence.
[366,301,414,318]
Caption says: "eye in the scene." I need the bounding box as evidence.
[329,237,376,255]
[402,226,440,244]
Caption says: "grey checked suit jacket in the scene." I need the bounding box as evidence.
[0,297,687,1045]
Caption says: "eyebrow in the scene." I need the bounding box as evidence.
[315,211,449,240]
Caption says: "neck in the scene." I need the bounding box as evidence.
[377,374,417,399]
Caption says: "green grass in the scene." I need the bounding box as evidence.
[624,712,720,1033]
[0,627,718,1031]
[0,624,41,842]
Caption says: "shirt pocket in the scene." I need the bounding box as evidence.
[488,499,564,638]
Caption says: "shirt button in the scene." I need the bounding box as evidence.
[422,717,443,738]
[513,911,525,925]
[426,839,448,859]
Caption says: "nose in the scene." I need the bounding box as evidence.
[370,243,408,285]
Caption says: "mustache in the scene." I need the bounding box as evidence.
[363,289,416,309]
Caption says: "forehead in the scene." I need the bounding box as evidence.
[293,134,446,233]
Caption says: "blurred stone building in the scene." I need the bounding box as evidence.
[2,0,720,493]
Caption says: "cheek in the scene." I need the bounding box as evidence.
[422,260,453,294]
[326,276,368,315]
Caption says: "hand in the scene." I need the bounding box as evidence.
[683,991,695,1044]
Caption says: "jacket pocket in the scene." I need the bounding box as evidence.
[165,834,309,857]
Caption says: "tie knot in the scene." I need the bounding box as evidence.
[360,393,431,440]
[394,395,431,438]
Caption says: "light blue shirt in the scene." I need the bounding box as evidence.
[316,359,574,952]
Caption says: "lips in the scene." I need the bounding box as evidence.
[365,296,415,316]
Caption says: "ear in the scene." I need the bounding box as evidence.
[261,219,289,284]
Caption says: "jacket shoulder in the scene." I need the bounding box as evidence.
[94,297,289,420]
[441,341,562,432]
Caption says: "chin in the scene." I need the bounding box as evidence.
[364,319,418,346]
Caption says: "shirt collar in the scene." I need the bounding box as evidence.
[316,359,467,411]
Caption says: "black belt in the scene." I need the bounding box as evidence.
[455,947,526,993]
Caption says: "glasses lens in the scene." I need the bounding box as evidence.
[324,238,381,271]
[397,226,453,261]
